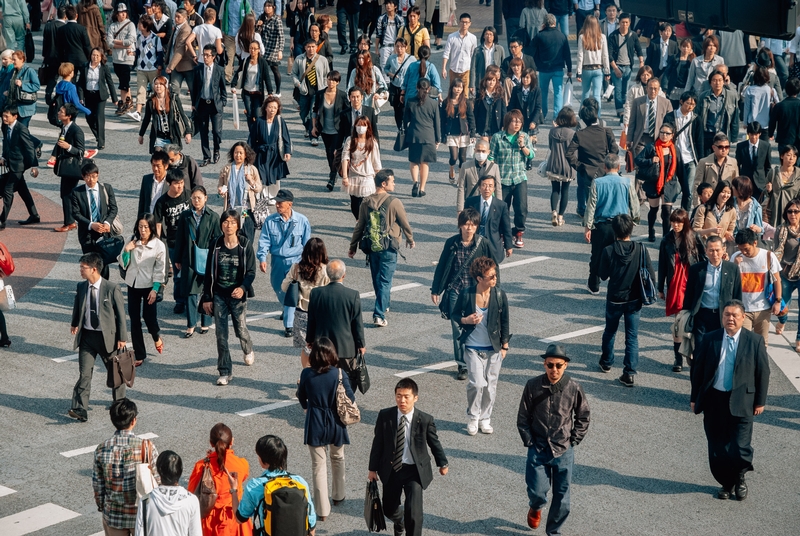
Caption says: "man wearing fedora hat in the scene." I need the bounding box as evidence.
[517,343,590,535]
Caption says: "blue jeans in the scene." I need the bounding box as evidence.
[270,254,300,328]
[539,70,564,120]
[679,161,697,210]
[576,169,591,217]
[447,288,465,367]
[612,65,632,114]
[186,293,212,329]
[555,14,570,37]
[369,249,397,320]
[581,68,603,111]
[526,446,573,536]
[778,275,800,341]
[600,300,641,375]
[213,293,253,376]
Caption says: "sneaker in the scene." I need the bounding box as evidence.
[114,100,125,115]
[618,373,634,387]
[599,362,611,373]
[467,420,478,435]
[244,352,255,365]
[373,317,388,327]
[311,137,319,146]
[479,420,493,434]
[127,110,142,122]
[284,328,293,337]
[557,215,565,226]
[274,92,282,98]
[303,131,310,138]
[456,366,468,380]
[586,284,600,296]
[513,232,524,248]
[551,211,558,226]
[216,375,232,385]
[84,149,98,159]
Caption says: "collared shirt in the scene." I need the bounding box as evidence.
[453,237,477,292]
[604,20,618,37]
[150,177,165,214]
[83,278,102,330]
[478,195,493,236]
[93,430,160,529]
[749,141,759,161]
[85,184,101,222]
[203,64,214,99]
[170,21,185,54]
[397,407,415,465]
[442,31,478,74]
[660,39,669,69]
[385,53,412,88]
[482,44,496,69]
[673,107,694,162]
[192,207,205,229]
[488,131,535,186]
[86,64,100,91]
[705,91,725,132]
[256,210,312,262]
[700,261,722,309]
[713,328,741,391]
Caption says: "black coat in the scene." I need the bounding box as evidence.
[657,231,705,294]
[1,122,38,172]
[306,282,366,359]
[137,174,166,220]
[473,95,506,137]
[508,85,543,131]
[42,18,65,62]
[138,96,191,154]
[455,285,510,352]
[338,104,379,148]
[192,62,228,113]
[500,54,536,75]
[464,196,513,265]
[598,240,654,303]
[312,89,348,133]
[232,55,271,93]
[173,207,221,296]
[681,260,743,331]
[56,21,93,66]
[403,97,440,145]
[735,139,772,192]
[75,62,117,102]
[71,183,118,251]
[431,234,492,295]
[52,122,85,178]
[769,96,800,149]
[644,36,678,77]
[633,143,685,197]
[608,29,643,65]
[566,123,619,179]
[439,99,476,138]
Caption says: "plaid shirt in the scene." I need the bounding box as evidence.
[93,430,160,529]
[259,14,285,63]
[488,131,536,186]
[454,239,477,292]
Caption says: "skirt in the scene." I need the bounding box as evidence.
[293,309,308,348]
[408,142,437,164]
[447,134,470,148]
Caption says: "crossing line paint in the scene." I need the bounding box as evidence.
[539,325,605,344]
[0,503,81,536]
[0,485,16,498]
[360,282,422,299]
[60,433,158,458]
[394,361,456,378]
[236,399,298,417]
[499,256,550,269]
[52,344,132,363]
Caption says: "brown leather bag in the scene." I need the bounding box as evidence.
[194,458,218,518]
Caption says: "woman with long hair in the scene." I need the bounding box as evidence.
[509,67,543,137]
[732,176,764,239]
[400,44,441,104]
[233,40,271,128]
[188,423,253,536]
[634,122,684,242]
[217,142,263,245]
[107,2,137,115]
[118,214,167,366]
[312,71,348,190]
[743,67,779,136]
[282,238,330,366]
[576,15,610,111]
[773,199,800,350]
[249,95,291,205]
[545,106,577,226]
[296,337,354,522]
[473,65,506,139]
[662,38,695,109]
[235,13,264,65]
[404,78,440,198]
[684,35,724,94]
[502,57,524,106]
[765,145,800,227]
[76,47,117,150]
[440,78,475,183]
[138,75,191,153]
[341,115,381,217]
[692,179,737,248]
[347,50,387,109]
[658,209,705,372]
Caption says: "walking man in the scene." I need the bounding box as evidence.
[53,104,85,232]
[441,13,477,89]
[192,45,227,166]
[0,105,40,230]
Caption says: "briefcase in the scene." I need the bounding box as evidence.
[364,480,387,533]
[107,348,136,389]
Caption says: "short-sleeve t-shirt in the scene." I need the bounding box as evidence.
[154,190,191,249]
[399,24,430,58]
[216,244,241,293]
[729,248,780,312]
[193,23,223,52]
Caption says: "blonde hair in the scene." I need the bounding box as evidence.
[580,15,602,52]
[58,62,75,78]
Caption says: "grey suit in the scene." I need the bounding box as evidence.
[627,94,673,156]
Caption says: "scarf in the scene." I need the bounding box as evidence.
[654,137,677,196]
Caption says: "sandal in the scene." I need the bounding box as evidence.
[183,330,194,338]
[154,338,164,354]
[776,323,785,335]
[199,327,210,335]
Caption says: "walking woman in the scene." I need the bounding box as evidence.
[138,75,192,154]
[233,41,271,128]
[576,15,610,111]
[384,38,413,129]
[118,214,166,366]
[400,45,441,104]
[773,198,800,351]
[765,145,800,228]
[201,209,257,386]
[692,179,736,247]
[174,185,221,337]
[662,38,695,109]
[311,70,348,190]
[188,423,253,536]
[431,207,492,381]
[742,67,779,135]
[249,96,291,205]
[296,337,354,521]
[130,15,163,122]
[404,78,440,198]
[732,176,764,239]
[440,78,476,184]
[683,35,724,94]
[657,209,704,372]
[235,13,264,66]
[281,238,330,367]
[76,48,117,150]
[341,116,381,217]
[508,68,543,139]
[545,106,577,226]
[107,2,137,116]
[347,50,387,109]
[473,65,506,140]
[502,58,524,106]
[455,256,510,436]
[634,122,684,242]
[9,51,44,129]
[217,142,264,246]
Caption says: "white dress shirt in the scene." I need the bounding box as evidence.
[397,407,415,465]
[83,279,102,330]
[86,64,100,91]
[443,31,478,74]
[150,177,166,214]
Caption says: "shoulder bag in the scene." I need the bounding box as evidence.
[336,368,361,425]
[187,219,209,274]
[439,235,484,319]
[135,439,158,501]
[194,457,218,518]
[107,347,136,389]
[638,243,657,306]
[284,265,300,307]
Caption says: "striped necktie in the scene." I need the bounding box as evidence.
[647,100,656,139]
[307,64,317,90]
[392,415,407,472]
[90,189,100,222]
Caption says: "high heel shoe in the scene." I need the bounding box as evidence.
[154,338,164,354]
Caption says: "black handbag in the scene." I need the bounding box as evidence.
[393,129,407,152]
[284,280,300,307]
[24,30,35,64]
[96,234,125,267]
[340,352,370,394]
[364,480,387,533]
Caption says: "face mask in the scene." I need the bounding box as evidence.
[475,152,488,162]
[355,125,368,135]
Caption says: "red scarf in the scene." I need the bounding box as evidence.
[655,137,677,196]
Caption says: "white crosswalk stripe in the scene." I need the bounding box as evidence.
[0,485,17,498]
[0,503,81,536]
[60,432,159,457]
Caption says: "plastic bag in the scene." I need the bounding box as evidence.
[563,81,573,107]
[232,95,240,130]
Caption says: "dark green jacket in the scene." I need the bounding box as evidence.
[174,207,221,296]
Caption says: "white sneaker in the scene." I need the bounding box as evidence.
[373,317,388,327]
[479,420,493,434]
[127,111,142,122]
[467,421,478,436]
[216,375,232,386]
[274,93,282,98]
[244,352,255,365]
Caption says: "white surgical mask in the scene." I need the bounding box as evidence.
[355,125,368,135]
[475,152,488,162]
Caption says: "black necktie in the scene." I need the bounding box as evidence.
[752,145,757,163]
[90,286,100,329]
[392,415,407,472]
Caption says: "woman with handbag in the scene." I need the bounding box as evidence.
[118,214,167,367]
[772,198,800,351]
[248,96,291,207]
[440,78,475,184]
[764,145,800,228]
[201,210,257,386]
[188,423,252,536]
[232,40,271,129]
[217,142,264,247]
[311,70,348,190]
[281,237,329,366]
[347,50,388,110]
[341,116,381,218]
[296,337,355,522]
[455,256,510,436]
[546,106,577,226]
[138,75,192,154]
[431,208,492,381]
[9,50,44,133]
[174,185,221,338]
[76,48,117,150]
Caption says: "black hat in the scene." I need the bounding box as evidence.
[755,49,772,69]
[275,189,294,203]
[541,344,570,362]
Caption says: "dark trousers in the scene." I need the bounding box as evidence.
[298,92,316,135]
[321,132,338,177]
[703,389,755,489]
[337,8,359,50]
[500,180,528,234]
[0,171,38,224]
[71,329,126,420]
[588,220,614,291]
[267,60,281,93]
[127,285,160,361]
[241,91,264,128]
[575,10,593,36]
[197,100,222,159]
[692,307,721,362]
[383,464,424,536]
[359,0,381,37]
[59,175,81,225]
[84,90,106,147]
[350,195,363,219]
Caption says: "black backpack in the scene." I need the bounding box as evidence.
[47,93,65,127]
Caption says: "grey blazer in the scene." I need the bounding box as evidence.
[626,95,673,154]
[71,278,128,354]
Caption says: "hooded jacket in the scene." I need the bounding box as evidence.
[135,485,202,536]
[598,240,655,303]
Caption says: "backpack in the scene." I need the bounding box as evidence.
[359,196,397,254]
[253,474,310,536]
[47,93,65,127]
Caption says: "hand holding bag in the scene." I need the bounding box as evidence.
[563,80,573,107]
[284,279,300,307]
[364,480,387,533]
[136,439,158,502]
[107,347,137,389]
[336,368,361,425]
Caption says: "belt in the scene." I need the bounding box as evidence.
[243,90,262,96]
[700,307,719,314]
[584,64,602,70]
[203,99,213,104]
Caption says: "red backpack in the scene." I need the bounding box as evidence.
[0,243,15,277]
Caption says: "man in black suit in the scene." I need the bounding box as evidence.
[368,378,448,536]
[53,104,86,233]
[691,299,770,501]
[42,6,66,102]
[464,175,513,272]
[56,5,93,67]
[683,236,743,368]
[306,259,366,389]
[769,77,800,149]
[338,86,379,149]
[70,162,119,280]
[644,22,678,78]
[138,151,170,218]
[0,106,40,230]
[68,252,128,422]
[192,44,227,166]
[735,122,771,199]
[500,36,536,74]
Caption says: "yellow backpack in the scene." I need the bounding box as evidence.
[254,474,310,536]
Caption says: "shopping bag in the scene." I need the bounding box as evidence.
[465,140,475,160]
[602,83,615,100]
[364,480,387,532]
[0,284,16,311]
[136,439,157,501]
[232,95,240,130]
[563,80,573,107]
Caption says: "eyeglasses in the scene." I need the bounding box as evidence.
[481,273,498,280]
[715,145,731,150]
[546,363,565,370]
[788,210,800,215]
[659,131,673,136]
[202,53,214,57]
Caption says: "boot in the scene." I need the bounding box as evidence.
[661,205,672,238]
[114,99,125,115]
[326,170,337,191]
[647,206,658,242]
[673,342,683,372]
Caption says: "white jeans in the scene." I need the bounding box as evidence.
[308,444,345,517]
[465,347,503,422]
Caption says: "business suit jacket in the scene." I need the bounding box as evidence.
[312,88,348,133]
[137,174,166,220]
[57,21,93,66]
[71,278,128,354]
[306,282,366,359]
[42,18,66,62]
[368,407,448,489]
[52,122,86,179]
[166,22,196,72]
[626,95,673,153]
[192,62,228,114]
[682,260,742,331]
[1,122,38,172]
[735,139,771,192]
[769,96,800,149]
[71,182,119,251]
[337,104,379,149]
[464,195,513,265]
[403,97,441,145]
[691,327,770,418]
[644,36,678,77]
[566,123,619,180]
[76,62,117,103]
[469,44,505,94]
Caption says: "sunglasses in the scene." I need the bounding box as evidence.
[480,273,498,280]
[787,210,800,214]
[659,131,673,136]
[546,363,565,370]
[715,145,731,150]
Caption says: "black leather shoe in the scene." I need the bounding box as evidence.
[18,215,40,225]
[68,409,88,422]
[717,486,732,500]
[213,151,220,164]
[411,182,419,197]
[199,158,211,167]
[735,475,748,500]
[456,367,468,380]
[284,328,293,337]
[173,303,185,314]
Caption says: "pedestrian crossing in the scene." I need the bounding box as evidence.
[0,497,81,536]
[60,432,159,458]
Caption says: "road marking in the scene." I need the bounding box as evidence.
[539,325,605,343]
[499,256,550,269]
[0,485,16,498]
[88,532,104,536]
[0,503,81,536]
[60,433,158,458]
[360,282,421,298]
[394,361,456,378]
[236,399,298,417]
[52,344,132,363]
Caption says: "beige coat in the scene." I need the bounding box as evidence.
[693,155,739,203]
[281,263,330,312]
[166,22,196,73]
[692,204,737,245]
[217,163,263,211]
[78,3,108,53]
